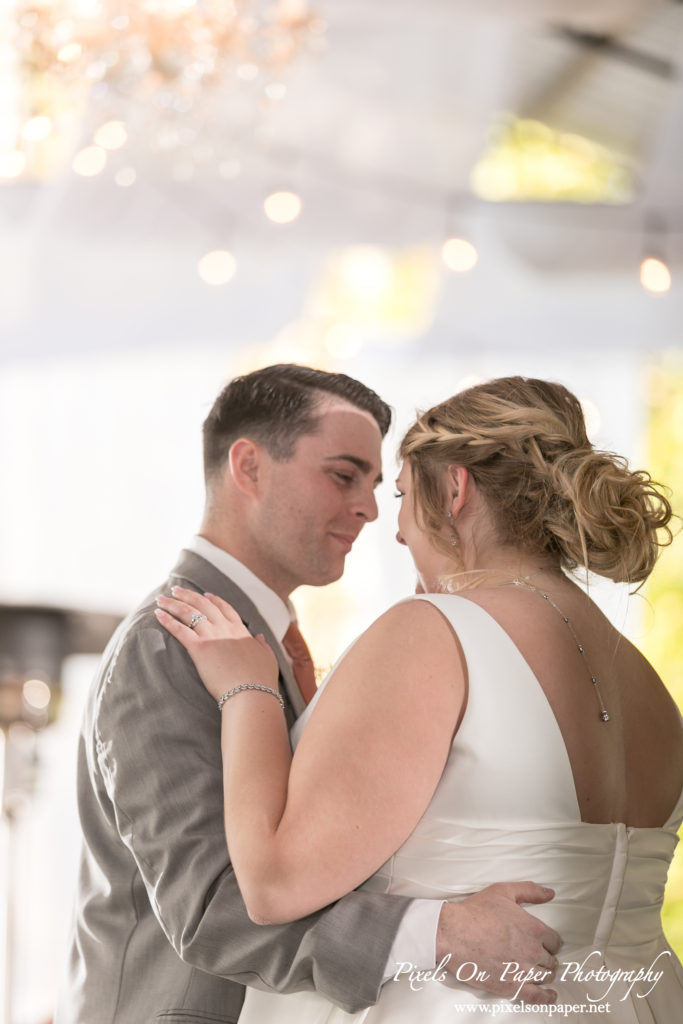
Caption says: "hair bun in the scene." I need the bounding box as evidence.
[400,376,674,586]
[545,448,673,583]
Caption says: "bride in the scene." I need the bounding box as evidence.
[157,376,683,1021]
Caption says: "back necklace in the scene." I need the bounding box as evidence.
[510,576,610,723]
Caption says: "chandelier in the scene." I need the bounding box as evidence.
[5,1,326,181]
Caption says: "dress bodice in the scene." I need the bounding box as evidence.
[357,595,683,961]
[271,592,683,1021]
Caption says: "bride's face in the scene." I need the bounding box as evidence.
[395,461,457,591]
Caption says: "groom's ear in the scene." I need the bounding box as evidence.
[228,438,264,496]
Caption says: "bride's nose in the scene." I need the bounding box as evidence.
[396,531,407,546]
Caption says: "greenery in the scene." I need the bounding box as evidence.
[644,354,683,957]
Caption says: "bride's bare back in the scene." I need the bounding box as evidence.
[457,579,683,828]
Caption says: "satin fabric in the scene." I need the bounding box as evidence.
[239,594,683,1022]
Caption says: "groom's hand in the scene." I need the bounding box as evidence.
[436,882,561,1005]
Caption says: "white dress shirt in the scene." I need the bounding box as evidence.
[186,534,441,979]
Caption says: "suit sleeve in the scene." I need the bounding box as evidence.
[93,612,411,1014]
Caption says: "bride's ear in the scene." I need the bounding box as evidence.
[447,465,469,519]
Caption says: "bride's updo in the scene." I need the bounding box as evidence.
[399,377,674,585]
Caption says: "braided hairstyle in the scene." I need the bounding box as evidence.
[399,377,674,585]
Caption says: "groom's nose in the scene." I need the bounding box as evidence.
[352,486,379,524]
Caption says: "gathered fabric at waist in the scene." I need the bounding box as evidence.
[361,820,677,953]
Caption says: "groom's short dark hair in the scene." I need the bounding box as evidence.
[202,363,392,481]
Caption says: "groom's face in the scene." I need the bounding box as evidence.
[252,399,383,596]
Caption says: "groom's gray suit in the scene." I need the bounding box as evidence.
[58,549,410,1024]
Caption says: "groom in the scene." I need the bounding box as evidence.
[57,364,560,1023]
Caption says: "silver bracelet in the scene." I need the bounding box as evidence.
[217,684,286,713]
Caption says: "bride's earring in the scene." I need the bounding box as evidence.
[447,510,458,547]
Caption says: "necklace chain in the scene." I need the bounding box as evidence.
[511,577,610,724]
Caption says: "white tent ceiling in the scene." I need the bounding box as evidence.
[0,0,681,361]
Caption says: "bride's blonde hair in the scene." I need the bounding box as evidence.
[399,377,674,586]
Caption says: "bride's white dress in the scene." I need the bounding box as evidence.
[239,594,683,1022]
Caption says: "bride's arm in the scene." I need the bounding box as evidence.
[156,587,465,926]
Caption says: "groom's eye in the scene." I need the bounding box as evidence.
[332,471,355,485]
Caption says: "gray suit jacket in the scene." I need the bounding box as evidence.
[57,550,411,1024]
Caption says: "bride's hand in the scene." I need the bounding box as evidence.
[154,586,279,703]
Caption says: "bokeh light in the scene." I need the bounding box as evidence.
[72,145,107,176]
[23,678,51,712]
[21,116,52,143]
[197,249,237,285]
[94,120,128,150]
[442,237,478,273]
[640,257,672,295]
[264,190,302,224]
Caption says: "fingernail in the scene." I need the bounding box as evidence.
[171,586,180,594]
[154,608,164,618]
[204,591,214,597]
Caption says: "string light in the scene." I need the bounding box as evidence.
[21,116,52,143]
[640,257,672,295]
[197,249,237,285]
[22,679,51,712]
[264,190,302,224]
[72,145,107,176]
[114,166,136,187]
[442,237,478,273]
[94,121,128,151]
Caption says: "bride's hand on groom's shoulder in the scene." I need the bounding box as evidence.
[154,587,279,701]
[436,882,561,1005]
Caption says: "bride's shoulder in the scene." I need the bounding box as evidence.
[351,596,466,670]
[372,593,461,627]
[324,599,466,707]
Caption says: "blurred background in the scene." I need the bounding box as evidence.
[0,1,682,1021]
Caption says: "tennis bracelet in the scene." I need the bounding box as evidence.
[217,684,286,713]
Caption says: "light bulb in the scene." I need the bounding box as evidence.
[94,121,128,150]
[442,237,478,273]
[198,250,237,285]
[72,146,107,176]
[22,116,52,142]
[264,191,302,224]
[23,679,51,711]
[115,167,136,187]
[640,257,671,294]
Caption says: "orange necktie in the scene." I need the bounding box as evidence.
[282,622,317,705]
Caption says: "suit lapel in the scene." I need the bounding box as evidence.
[168,549,306,720]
